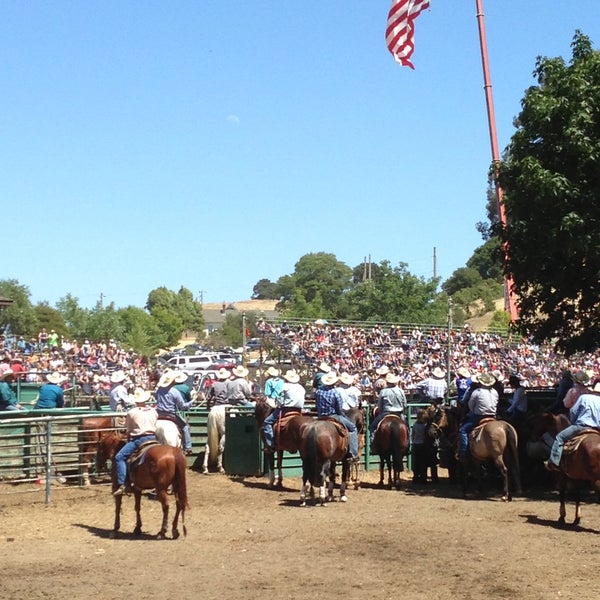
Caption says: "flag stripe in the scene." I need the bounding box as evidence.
[385,0,430,69]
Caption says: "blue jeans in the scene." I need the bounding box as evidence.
[458,413,485,456]
[328,414,358,459]
[548,424,586,466]
[263,407,300,447]
[115,435,156,486]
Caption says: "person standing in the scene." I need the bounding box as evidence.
[35,372,65,409]
[315,371,359,461]
[112,388,157,496]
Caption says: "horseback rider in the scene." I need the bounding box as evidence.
[457,371,498,459]
[113,388,157,496]
[262,369,306,452]
[545,392,600,471]
[263,366,284,408]
[369,371,407,446]
[315,371,359,462]
[206,368,231,408]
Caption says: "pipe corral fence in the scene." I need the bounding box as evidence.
[0,389,557,504]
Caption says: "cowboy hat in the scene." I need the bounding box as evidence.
[477,371,496,387]
[157,369,177,388]
[110,370,127,384]
[321,371,338,386]
[266,366,280,378]
[174,370,188,384]
[385,372,400,384]
[216,368,231,380]
[232,365,249,378]
[318,362,331,373]
[573,370,590,385]
[431,367,446,379]
[457,367,470,379]
[1,369,14,380]
[283,369,300,384]
[339,372,354,386]
[375,365,389,376]
[130,387,152,403]
[46,372,64,385]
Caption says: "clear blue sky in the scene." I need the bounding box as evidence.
[2,1,599,309]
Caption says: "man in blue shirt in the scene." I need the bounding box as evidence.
[35,372,65,409]
[315,371,359,461]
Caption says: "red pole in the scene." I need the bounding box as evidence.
[475,0,518,321]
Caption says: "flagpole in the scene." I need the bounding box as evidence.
[475,0,518,321]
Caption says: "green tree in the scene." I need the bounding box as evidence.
[252,278,280,300]
[56,294,90,340]
[34,303,68,338]
[118,306,167,355]
[146,286,204,336]
[442,267,483,296]
[86,301,125,342]
[0,279,38,337]
[498,32,600,354]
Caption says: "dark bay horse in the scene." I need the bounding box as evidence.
[373,414,409,489]
[98,433,188,539]
[298,418,350,506]
[254,397,314,488]
[429,407,521,501]
[536,412,600,527]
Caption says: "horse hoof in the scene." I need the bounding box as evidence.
[340,495,347,503]
[202,469,209,475]
[109,530,118,539]
[573,518,581,527]
[300,501,306,507]
[218,468,225,474]
[156,531,166,540]
[134,527,142,537]
[172,529,180,540]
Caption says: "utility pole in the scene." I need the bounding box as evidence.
[198,290,206,306]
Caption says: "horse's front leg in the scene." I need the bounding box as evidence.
[327,463,336,502]
[339,460,349,503]
[111,495,122,538]
[217,433,226,473]
[276,451,284,488]
[573,486,582,526]
[558,477,567,527]
[202,443,210,474]
[133,489,144,536]
[495,458,511,502]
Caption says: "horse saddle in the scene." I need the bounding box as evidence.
[470,417,496,444]
[129,440,160,470]
[374,413,404,436]
[563,429,600,455]
[276,410,302,430]
[318,417,350,445]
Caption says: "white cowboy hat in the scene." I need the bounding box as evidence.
[1,369,14,380]
[46,372,64,385]
[477,371,496,387]
[216,368,231,380]
[375,365,389,376]
[318,362,331,373]
[157,369,177,388]
[130,387,152,403]
[232,365,249,378]
[283,369,300,384]
[110,370,127,384]
[321,371,338,386]
[339,372,354,385]
[266,366,280,378]
[431,367,446,379]
[385,372,400,384]
[457,367,470,379]
[174,370,188,384]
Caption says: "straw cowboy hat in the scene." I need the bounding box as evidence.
[157,369,177,388]
[431,367,446,379]
[573,370,590,385]
[46,372,64,385]
[477,371,496,387]
[339,372,354,386]
[174,370,188,384]
[110,370,127,384]
[1,369,14,380]
[318,362,331,373]
[375,365,390,376]
[130,387,152,404]
[385,372,400,385]
[283,369,300,384]
[232,365,249,378]
[457,367,470,379]
[216,368,231,380]
[321,371,339,386]
[266,366,280,378]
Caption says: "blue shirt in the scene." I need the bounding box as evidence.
[315,385,344,417]
[570,394,600,428]
[35,384,65,409]
[156,386,192,415]
[264,377,284,401]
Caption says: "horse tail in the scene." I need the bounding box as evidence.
[505,423,522,495]
[304,424,320,486]
[173,448,188,537]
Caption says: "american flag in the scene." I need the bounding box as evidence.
[385,0,430,69]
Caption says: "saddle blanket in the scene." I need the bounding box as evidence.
[470,417,496,444]
[129,440,160,469]
[317,417,350,445]
[564,429,600,455]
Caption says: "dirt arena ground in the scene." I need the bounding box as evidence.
[1,467,599,600]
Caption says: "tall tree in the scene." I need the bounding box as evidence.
[0,279,38,337]
[498,32,600,354]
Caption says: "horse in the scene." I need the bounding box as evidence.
[535,412,600,527]
[254,397,314,488]
[345,407,366,489]
[79,415,122,486]
[298,418,350,506]
[372,414,409,489]
[202,404,226,474]
[155,418,183,449]
[429,407,521,501]
[97,433,188,539]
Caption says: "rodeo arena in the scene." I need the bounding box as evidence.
[2,319,600,599]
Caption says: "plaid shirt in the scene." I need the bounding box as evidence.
[315,385,344,417]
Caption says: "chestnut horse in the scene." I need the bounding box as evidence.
[97,433,188,539]
[298,418,350,506]
[254,397,314,488]
[536,412,600,527]
[373,414,409,489]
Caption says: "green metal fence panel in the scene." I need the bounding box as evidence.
[223,408,262,475]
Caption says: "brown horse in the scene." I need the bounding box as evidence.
[430,407,521,501]
[373,414,409,489]
[80,415,122,486]
[535,412,600,527]
[97,433,188,539]
[298,418,350,506]
[254,397,314,488]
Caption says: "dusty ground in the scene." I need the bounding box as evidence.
[1,467,599,600]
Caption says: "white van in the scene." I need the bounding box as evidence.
[167,354,217,373]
